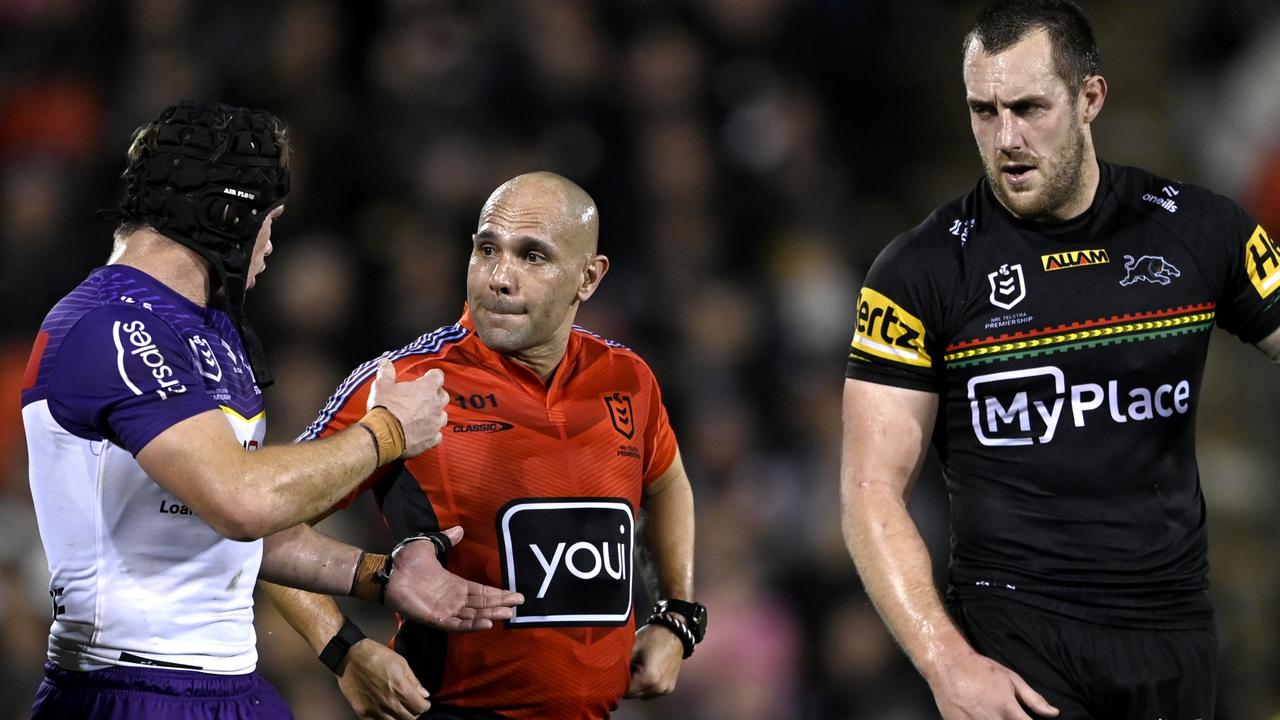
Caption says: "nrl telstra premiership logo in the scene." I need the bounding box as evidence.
[988,263,1026,310]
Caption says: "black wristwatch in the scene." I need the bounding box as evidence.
[646,598,708,659]
[373,530,455,587]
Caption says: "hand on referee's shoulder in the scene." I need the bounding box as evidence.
[367,359,450,457]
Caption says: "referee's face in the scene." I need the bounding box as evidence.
[467,179,603,362]
[964,29,1093,222]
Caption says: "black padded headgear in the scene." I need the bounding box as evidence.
[115,101,290,387]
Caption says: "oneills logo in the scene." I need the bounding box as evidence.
[1245,225,1280,299]
[851,288,930,368]
[1041,249,1110,272]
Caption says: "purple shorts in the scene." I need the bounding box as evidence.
[31,661,293,719]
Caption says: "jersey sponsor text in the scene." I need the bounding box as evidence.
[499,499,633,626]
[1245,224,1280,299]
[852,287,930,367]
[968,366,1191,447]
[1041,249,1110,271]
[114,320,188,399]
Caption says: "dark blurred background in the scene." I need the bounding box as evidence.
[3,1,1280,718]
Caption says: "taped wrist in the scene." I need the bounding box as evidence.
[357,407,405,466]
[350,551,391,603]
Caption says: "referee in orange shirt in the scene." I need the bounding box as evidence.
[265,172,705,720]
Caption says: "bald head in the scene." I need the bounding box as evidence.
[466,171,610,378]
[478,172,599,255]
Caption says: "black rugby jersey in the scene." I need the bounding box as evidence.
[846,161,1280,629]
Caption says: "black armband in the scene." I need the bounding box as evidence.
[318,616,366,674]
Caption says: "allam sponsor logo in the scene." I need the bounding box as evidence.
[1041,249,1110,272]
[113,320,187,400]
[852,287,930,368]
[967,366,1191,447]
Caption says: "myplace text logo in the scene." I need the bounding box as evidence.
[968,366,1191,447]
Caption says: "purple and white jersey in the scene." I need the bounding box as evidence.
[21,265,266,674]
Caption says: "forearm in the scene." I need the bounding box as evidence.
[137,407,403,540]
[260,578,348,654]
[260,522,392,604]
[842,483,972,684]
[232,427,381,537]
[639,454,694,601]
[260,523,364,595]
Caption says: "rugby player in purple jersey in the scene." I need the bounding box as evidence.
[21,101,521,719]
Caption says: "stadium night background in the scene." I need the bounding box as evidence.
[2,1,1279,718]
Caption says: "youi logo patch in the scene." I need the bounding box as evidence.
[498,498,634,627]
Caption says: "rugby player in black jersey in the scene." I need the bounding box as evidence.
[840,1,1280,718]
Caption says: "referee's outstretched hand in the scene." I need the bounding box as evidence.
[367,359,450,457]
[383,526,525,632]
[931,651,1059,720]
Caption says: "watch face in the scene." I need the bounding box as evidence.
[659,600,707,641]
[690,604,707,641]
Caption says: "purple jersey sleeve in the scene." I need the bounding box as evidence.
[47,305,218,455]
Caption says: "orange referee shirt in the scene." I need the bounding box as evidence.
[299,308,679,720]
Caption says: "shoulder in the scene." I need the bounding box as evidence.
[571,326,661,383]
[297,322,472,441]
[859,187,982,309]
[1105,161,1245,230]
[875,186,979,273]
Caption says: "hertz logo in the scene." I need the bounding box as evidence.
[1245,225,1280,299]
[851,287,930,368]
[1041,249,1109,271]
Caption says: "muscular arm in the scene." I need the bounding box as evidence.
[626,449,694,700]
[841,378,1056,719]
[261,576,431,720]
[1255,325,1280,364]
[137,412,379,541]
[639,449,695,603]
[136,360,447,541]
[839,378,963,681]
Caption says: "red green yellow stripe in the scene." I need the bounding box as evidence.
[945,304,1215,368]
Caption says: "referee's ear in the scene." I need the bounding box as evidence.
[578,254,610,303]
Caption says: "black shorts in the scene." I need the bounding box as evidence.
[949,596,1217,720]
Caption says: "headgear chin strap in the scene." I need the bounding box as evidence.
[115,101,290,387]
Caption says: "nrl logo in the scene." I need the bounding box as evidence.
[988,263,1026,310]
[603,392,634,440]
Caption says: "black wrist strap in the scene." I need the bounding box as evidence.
[646,612,697,659]
[318,616,366,674]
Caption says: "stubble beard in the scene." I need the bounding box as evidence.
[985,121,1087,222]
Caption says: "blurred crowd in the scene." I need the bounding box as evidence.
[2,1,1280,718]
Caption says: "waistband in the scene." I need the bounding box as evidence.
[42,661,266,698]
